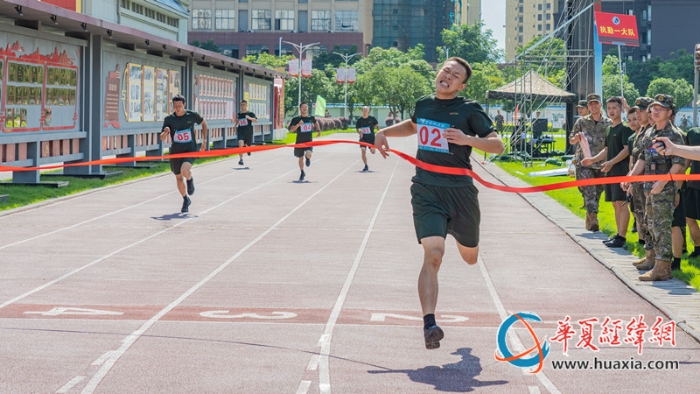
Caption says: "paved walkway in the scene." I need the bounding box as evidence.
[0,133,698,393]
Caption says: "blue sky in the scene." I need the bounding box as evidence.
[481,0,506,50]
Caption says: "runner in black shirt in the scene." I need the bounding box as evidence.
[234,100,257,166]
[374,58,504,349]
[288,102,320,181]
[356,106,379,172]
[160,95,208,213]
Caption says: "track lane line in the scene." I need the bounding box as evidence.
[80,158,361,393]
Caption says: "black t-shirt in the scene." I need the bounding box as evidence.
[605,122,635,176]
[288,115,317,144]
[162,110,203,154]
[410,94,495,187]
[686,128,700,189]
[237,111,256,132]
[356,116,379,135]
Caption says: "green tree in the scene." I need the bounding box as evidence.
[190,39,222,53]
[461,62,505,102]
[439,23,503,64]
[602,55,640,104]
[646,77,694,108]
[515,36,567,87]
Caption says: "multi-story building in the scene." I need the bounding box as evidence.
[187,0,366,59]
[505,0,559,61]
[372,0,455,63]
[457,0,481,26]
[42,0,191,43]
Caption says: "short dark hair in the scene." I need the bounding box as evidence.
[606,96,623,107]
[172,94,186,104]
[627,107,638,115]
[241,100,248,104]
[445,57,473,83]
[300,101,308,107]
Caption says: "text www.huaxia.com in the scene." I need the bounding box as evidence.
[551,357,679,370]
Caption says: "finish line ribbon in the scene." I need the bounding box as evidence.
[0,139,694,194]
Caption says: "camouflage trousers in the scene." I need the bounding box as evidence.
[631,183,648,241]
[644,187,675,261]
[574,163,584,194]
[578,167,603,213]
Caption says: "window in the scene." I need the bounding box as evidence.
[239,0,248,2]
[538,4,542,10]
[238,10,248,31]
[518,26,523,33]
[311,10,331,31]
[538,14,542,21]
[546,14,551,20]
[334,10,358,31]
[246,45,269,57]
[299,0,307,3]
[220,45,239,58]
[547,3,551,9]
[519,6,523,13]
[642,10,647,20]
[538,24,542,31]
[252,10,271,30]
[192,9,212,30]
[298,10,308,32]
[519,16,523,23]
[546,23,550,30]
[215,10,235,30]
[275,10,295,30]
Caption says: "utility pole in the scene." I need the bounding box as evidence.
[333,52,361,118]
[284,41,319,110]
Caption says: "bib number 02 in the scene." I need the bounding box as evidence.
[417,118,450,153]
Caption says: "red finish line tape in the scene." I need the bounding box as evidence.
[0,139,693,194]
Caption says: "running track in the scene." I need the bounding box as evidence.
[1,134,698,393]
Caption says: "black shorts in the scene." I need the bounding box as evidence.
[237,129,253,146]
[359,133,375,148]
[410,182,481,248]
[673,191,686,227]
[170,157,195,175]
[605,181,626,202]
[684,187,700,220]
[294,147,313,157]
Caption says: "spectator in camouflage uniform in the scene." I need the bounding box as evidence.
[569,93,611,231]
[570,100,589,203]
[626,98,654,268]
[623,94,686,281]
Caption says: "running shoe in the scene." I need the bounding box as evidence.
[424,324,444,349]
[362,165,369,172]
[238,159,244,166]
[181,196,191,213]
[306,157,311,167]
[299,170,306,181]
[186,177,195,195]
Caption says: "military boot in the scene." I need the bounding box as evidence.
[634,249,655,269]
[589,212,599,232]
[639,259,673,281]
[585,212,593,231]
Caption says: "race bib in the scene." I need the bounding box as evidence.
[173,128,193,143]
[300,123,313,132]
[361,126,372,134]
[239,118,248,126]
[416,118,449,153]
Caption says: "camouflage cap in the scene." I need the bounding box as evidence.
[586,93,602,103]
[634,97,654,110]
[652,94,675,109]
[577,100,587,107]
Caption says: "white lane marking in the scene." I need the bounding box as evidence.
[307,355,320,371]
[55,376,84,393]
[369,313,469,323]
[529,386,541,394]
[24,307,123,316]
[91,351,115,366]
[199,311,297,319]
[0,154,287,249]
[477,256,561,394]
[81,159,358,394]
[296,380,312,394]
[0,166,297,311]
[315,159,400,394]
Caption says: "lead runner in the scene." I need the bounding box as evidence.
[374,57,504,349]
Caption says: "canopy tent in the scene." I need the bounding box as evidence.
[486,70,577,103]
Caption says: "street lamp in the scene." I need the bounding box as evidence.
[284,41,320,110]
[333,52,361,118]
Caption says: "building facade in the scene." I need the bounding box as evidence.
[457,0,481,26]
[505,0,560,61]
[187,0,366,59]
